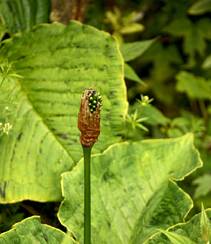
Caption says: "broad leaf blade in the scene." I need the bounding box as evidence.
[147,210,211,243]
[159,230,196,244]
[58,134,202,243]
[0,21,128,203]
[0,216,76,243]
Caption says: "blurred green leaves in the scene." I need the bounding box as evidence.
[104,7,156,85]
[202,54,211,69]
[0,0,50,34]
[124,63,144,84]
[105,7,144,42]
[131,101,169,127]
[189,0,211,15]
[164,18,211,66]
[167,113,205,140]
[122,40,155,84]
[193,174,211,198]
[176,71,211,100]
[121,39,155,62]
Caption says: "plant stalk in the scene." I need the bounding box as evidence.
[199,100,208,125]
[83,146,92,244]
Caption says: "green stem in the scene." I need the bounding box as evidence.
[199,100,208,125]
[83,146,92,244]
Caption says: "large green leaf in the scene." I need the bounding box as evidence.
[0,216,76,243]
[58,134,202,243]
[147,209,211,243]
[0,0,50,33]
[0,21,128,203]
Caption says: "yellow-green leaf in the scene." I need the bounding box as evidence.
[147,210,211,243]
[58,134,202,243]
[0,216,76,243]
[0,21,127,203]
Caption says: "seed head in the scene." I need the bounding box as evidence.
[78,89,102,147]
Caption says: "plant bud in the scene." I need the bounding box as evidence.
[78,89,101,147]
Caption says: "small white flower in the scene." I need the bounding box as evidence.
[2,122,13,135]
[139,94,154,106]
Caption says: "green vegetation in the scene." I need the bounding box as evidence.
[0,0,211,243]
